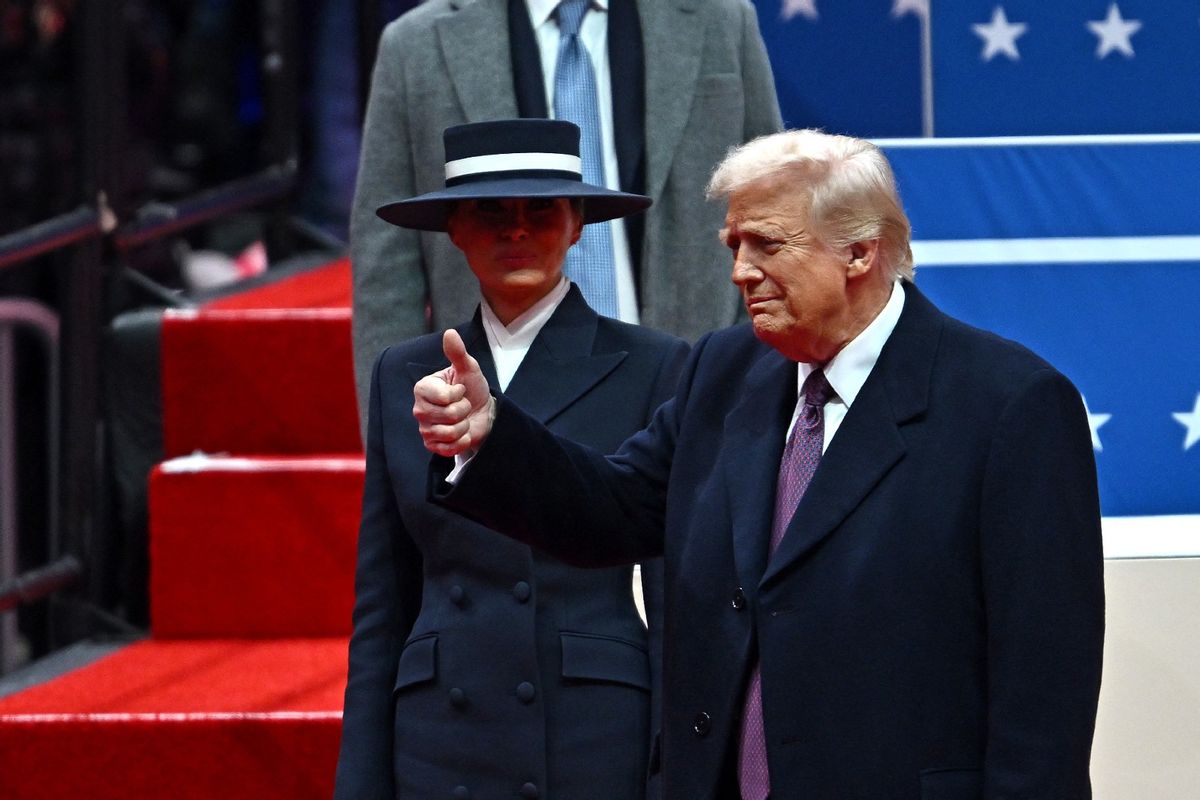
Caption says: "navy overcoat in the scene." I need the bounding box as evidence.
[335,285,688,799]
[441,283,1106,800]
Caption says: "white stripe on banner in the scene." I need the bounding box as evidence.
[912,236,1200,266]
[445,152,582,180]
[877,133,1200,148]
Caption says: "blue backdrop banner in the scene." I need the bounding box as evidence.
[880,136,1200,516]
[752,1,1200,138]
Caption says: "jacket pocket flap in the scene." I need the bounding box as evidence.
[393,634,437,692]
[560,632,650,690]
[920,768,982,800]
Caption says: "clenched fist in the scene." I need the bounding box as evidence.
[413,329,496,457]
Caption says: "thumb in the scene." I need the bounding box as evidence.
[443,328,477,378]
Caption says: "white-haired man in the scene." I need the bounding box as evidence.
[415,130,1105,799]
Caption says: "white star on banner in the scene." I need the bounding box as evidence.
[781,0,818,22]
[1082,396,1112,452]
[1087,3,1142,59]
[1171,393,1200,451]
[972,6,1028,62]
[891,0,929,20]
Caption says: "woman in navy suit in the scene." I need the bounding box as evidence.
[334,119,688,800]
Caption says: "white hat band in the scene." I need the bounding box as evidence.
[445,152,583,181]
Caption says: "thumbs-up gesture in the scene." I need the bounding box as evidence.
[413,329,496,457]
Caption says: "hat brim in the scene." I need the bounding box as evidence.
[375,177,652,231]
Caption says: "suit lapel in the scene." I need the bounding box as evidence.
[637,0,706,200]
[720,348,797,596]
[438,0,520,122]
[503,287,626,424]
[760,283,942,589]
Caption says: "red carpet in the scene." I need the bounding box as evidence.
[202,255,352,311]
[160,308,362,457]
[149,456,364,638]
[0,640,346,800]
[0,257,363,798]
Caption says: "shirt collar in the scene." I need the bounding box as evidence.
[798,280,906,408]
[480,277,571,351]
[525,0,608,29]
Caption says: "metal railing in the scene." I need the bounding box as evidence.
[0,299,63,671]
[0,0,310,669]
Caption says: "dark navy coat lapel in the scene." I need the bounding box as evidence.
[405,311,502,393]
[720,346,797,595]
[503,287,626,425]
[761,283,942,589]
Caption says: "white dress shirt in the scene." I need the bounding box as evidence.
[792,281,907,452]
[525,0,638,324]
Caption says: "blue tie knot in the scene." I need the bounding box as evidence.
[556,0,590,38]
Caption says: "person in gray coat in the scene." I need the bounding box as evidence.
[334,119,689,799]
[350,0,782,428]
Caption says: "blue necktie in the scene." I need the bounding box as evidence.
[554,0,619,318]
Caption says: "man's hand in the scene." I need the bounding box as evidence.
[413,329,495,457]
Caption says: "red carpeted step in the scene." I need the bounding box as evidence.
[202,256,352,311]
[160,307,361,458]
[0,638,346,800]
[149,455,364,638]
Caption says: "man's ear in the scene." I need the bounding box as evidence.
[847,239,880,278]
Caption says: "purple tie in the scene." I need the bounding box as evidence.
[738,369,835,800]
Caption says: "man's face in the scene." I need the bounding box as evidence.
[447,197,582,318]
[722,176,858,364]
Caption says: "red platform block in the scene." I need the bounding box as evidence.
[0,639,347,800]
[149,456,364,638]
[160,307,361,457]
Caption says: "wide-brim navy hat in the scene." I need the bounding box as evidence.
[376,119,651,232]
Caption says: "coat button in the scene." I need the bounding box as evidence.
[512,581,531,603]
[450,585,466,606]
[452,787,470,799]
[693,711,711,737]
[516,681,536,703]
[731,587,746,610]
[520,783,539,798]
[449,687,467,708]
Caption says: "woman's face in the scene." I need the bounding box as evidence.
[446,197,583,323]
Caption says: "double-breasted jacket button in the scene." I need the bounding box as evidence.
[520,782,539,798]
[516,681,536,703]
[449,585,466,606]
[693,711,712,737]
[452,786,470,799]
[512,581,532,603]
[731,587,746,610]
[448,687,467,708]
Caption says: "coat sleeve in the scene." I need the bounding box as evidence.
[351,22,430,435]
[636,338,690,800]
[435,332,712,569]
[334,352,425,800]
[978,368,1105,798]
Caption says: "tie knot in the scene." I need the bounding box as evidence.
[801,369,835,409]
[556,0,590,37]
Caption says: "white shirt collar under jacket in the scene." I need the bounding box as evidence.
[793,279,906,450]
[480,276,572,392]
